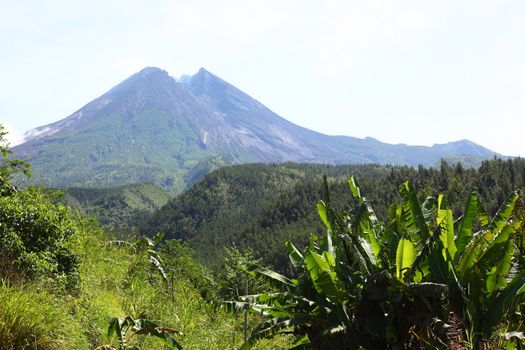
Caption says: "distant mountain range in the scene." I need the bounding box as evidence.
[14,67,499,192]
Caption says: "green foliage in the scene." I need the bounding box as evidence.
[71,218,256,350]
[0,124,30,195]
[105,315,183,350]
[218,247,266,301]
[0,187,80,290]
[141,159,525,275]
[142,163,386,270]
[395,238,415,279]
[159,239,216,299]
[127,232,170,287]
[0,281,89,349]
[0,126,285,350]
[0,125,79,290]
[4,121,524,349]
[234,176,525,349]
[0,198,275,349]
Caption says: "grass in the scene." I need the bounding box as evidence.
[68,217,290,349]
[0,204,290,350]
[0,281,89,349]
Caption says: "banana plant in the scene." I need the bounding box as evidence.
[447,189,524,347]
[219,231,355,349]
[228,176,525,349]
[359,182,525,348]
[95,315,184,350]
[379,183,525,348]
[225,177,445,348]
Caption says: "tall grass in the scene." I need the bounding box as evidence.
[0,216,290,350]
[0,281,89,349]
[71,218,291,349]
[71,218,241,349]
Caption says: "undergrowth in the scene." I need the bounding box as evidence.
[0,281,89,349]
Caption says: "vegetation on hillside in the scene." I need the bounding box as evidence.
[142,159,525,272]
[62,183,170,233]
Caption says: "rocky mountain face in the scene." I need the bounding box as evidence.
[14,67,499,192]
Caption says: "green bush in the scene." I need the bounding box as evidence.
[0,188,80,291]
[159,239,217,299]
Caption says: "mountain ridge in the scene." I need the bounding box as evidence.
[14,66,500,192]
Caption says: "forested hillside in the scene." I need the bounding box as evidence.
[62,183,170,232]
[142,158,525,271]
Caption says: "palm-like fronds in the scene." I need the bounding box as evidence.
[221,178,525,349]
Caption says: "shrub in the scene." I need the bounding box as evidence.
[0,188,80,291]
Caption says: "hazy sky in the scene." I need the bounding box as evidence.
[1,0,524,156]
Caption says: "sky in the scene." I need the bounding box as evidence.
[1,0,524,156]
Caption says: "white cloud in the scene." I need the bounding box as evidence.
[0,121,24,146]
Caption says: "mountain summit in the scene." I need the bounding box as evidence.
[14,67,499,192]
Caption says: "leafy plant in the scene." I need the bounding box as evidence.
[0,125,80,290]
[229,176,525,349]
[134,232,170,287]
[0,187,81,290]
[96,315,184,350]
[218,247,265,301]
[113,232,170,288]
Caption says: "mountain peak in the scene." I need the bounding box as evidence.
[189,67,229,97]
[108,66,174,95]
[191,67,222,83]
[197,67,210,74]
[136,66,168,77]
[127,66,171,82]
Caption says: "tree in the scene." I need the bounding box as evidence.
[0,124,30,195]
[218,246,265,300]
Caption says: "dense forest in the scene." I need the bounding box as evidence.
[141,158,525,272]
[2,120,525,348]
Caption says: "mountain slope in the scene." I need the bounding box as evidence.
[15,68,228,192]
[14,67,500,192]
